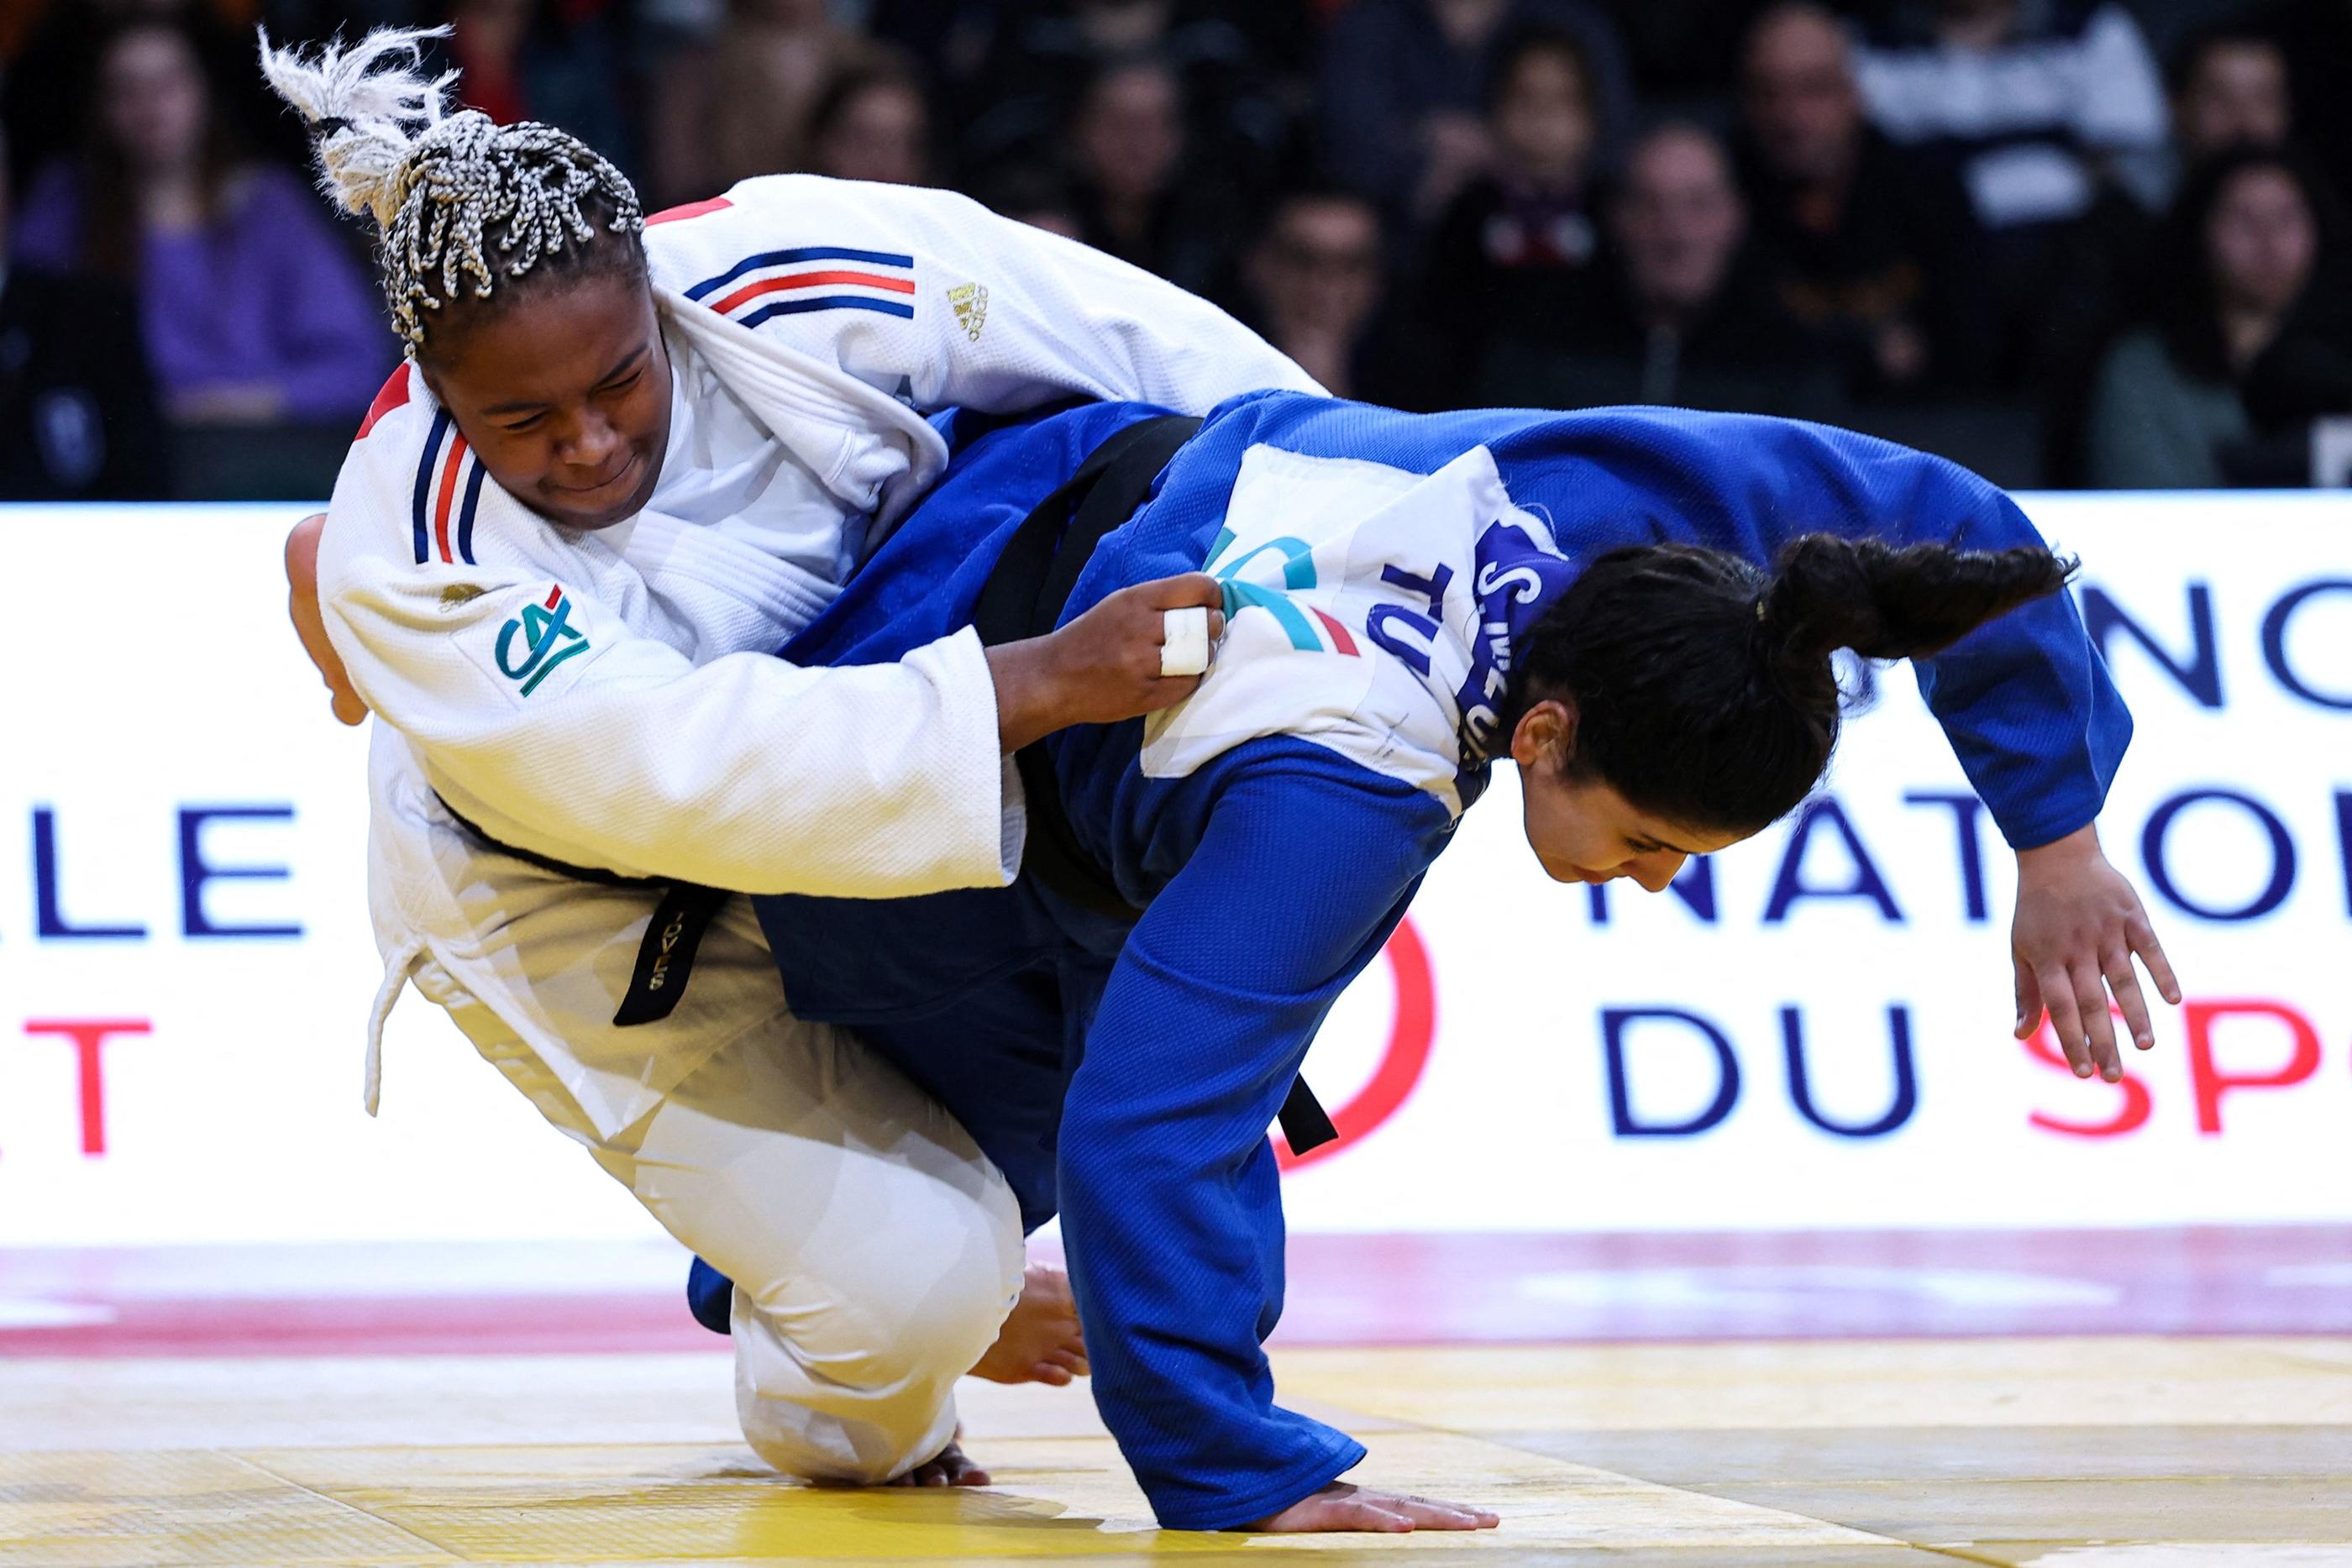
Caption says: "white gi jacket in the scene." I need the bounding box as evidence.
[319,175,1319,1131]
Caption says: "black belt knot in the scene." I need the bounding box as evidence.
[434,799,727,1030]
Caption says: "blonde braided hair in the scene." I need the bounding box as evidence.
[257,26,645,354]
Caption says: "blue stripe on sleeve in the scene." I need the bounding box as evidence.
[411,410,449,565]
[683,247,918,301]
[737,296,917,328]
[455,456,487,565]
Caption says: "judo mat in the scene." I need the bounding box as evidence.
[5,1229,2350,1565]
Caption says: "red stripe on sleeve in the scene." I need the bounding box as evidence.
[647,196,733,225]
[433,435,467,563]
[710,270,920,315]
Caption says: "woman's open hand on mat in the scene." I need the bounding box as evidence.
[286,513,371,727]
[1246,1482,1500,1533]
[989,573,1226,753]
[2011,823,2182,1082]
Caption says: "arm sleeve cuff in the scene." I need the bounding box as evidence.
[998,754,1028,884]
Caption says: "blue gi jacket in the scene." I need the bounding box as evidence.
[759,391,2130,1529]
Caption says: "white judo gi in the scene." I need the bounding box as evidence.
[316,174,1318,1481]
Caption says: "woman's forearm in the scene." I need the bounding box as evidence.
[984,575,1225,753]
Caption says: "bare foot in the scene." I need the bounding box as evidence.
[885,1438,990,1487]
[969,1262,1089,1387]
[1245,1482,1499,1533]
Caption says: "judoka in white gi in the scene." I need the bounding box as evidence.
[260,28,1318,1487]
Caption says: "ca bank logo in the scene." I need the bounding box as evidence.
[1205,526,1360,658]
[496,584,592,696]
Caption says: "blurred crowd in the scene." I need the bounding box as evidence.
[8,0,2352,499]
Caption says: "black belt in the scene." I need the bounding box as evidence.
[436,800,729,1029]
[970,413,1340,1157]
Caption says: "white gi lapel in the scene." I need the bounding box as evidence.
[654,286,948,535]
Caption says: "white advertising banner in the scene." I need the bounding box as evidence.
[0,494,2346,1245]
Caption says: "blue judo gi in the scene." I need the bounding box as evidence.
[747,391,2132,1529]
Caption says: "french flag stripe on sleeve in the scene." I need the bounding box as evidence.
[456,459,487,566]
[685,247,917,323]
[410,412,481,566]
[412,410,451,565]
[433,433,469,565]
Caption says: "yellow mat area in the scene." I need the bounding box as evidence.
[4,1340,2349,1566]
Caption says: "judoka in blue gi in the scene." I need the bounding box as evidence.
[713,391,2178,1532]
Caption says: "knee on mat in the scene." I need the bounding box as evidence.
[694,1254,1011,1380]
[734,1392,925,1487]
[779,1259,1013,1392]
[732,1323,971,1487]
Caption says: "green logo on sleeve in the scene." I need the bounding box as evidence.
[495,585,591,696]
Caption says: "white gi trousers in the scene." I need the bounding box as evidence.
[365,733,1026,1482]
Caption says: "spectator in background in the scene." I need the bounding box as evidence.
[937,0,1287,197]
[1735,2,1991,396]
[443,0,633,171]
[2169,27,2291,167]
[11,18,388,426]
[1852,2,2168,234]
[3,0,297,194]
[652,0,873,204]
[2255,0,2352,212]
[2032,21,2297,476]
[1851,0,2169,393]
[807,56,934,186]
[1478,122,1839,416]
[974,162,1085,239]
[1415,25,1603,405]
[2085,147,2352,486]
[0,126,169,498]
[1068,54,1229,292]
[1317,0,1633,231]
[1235,186,1408,402]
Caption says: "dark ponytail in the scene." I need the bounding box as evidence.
[1507,534,2074,836]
